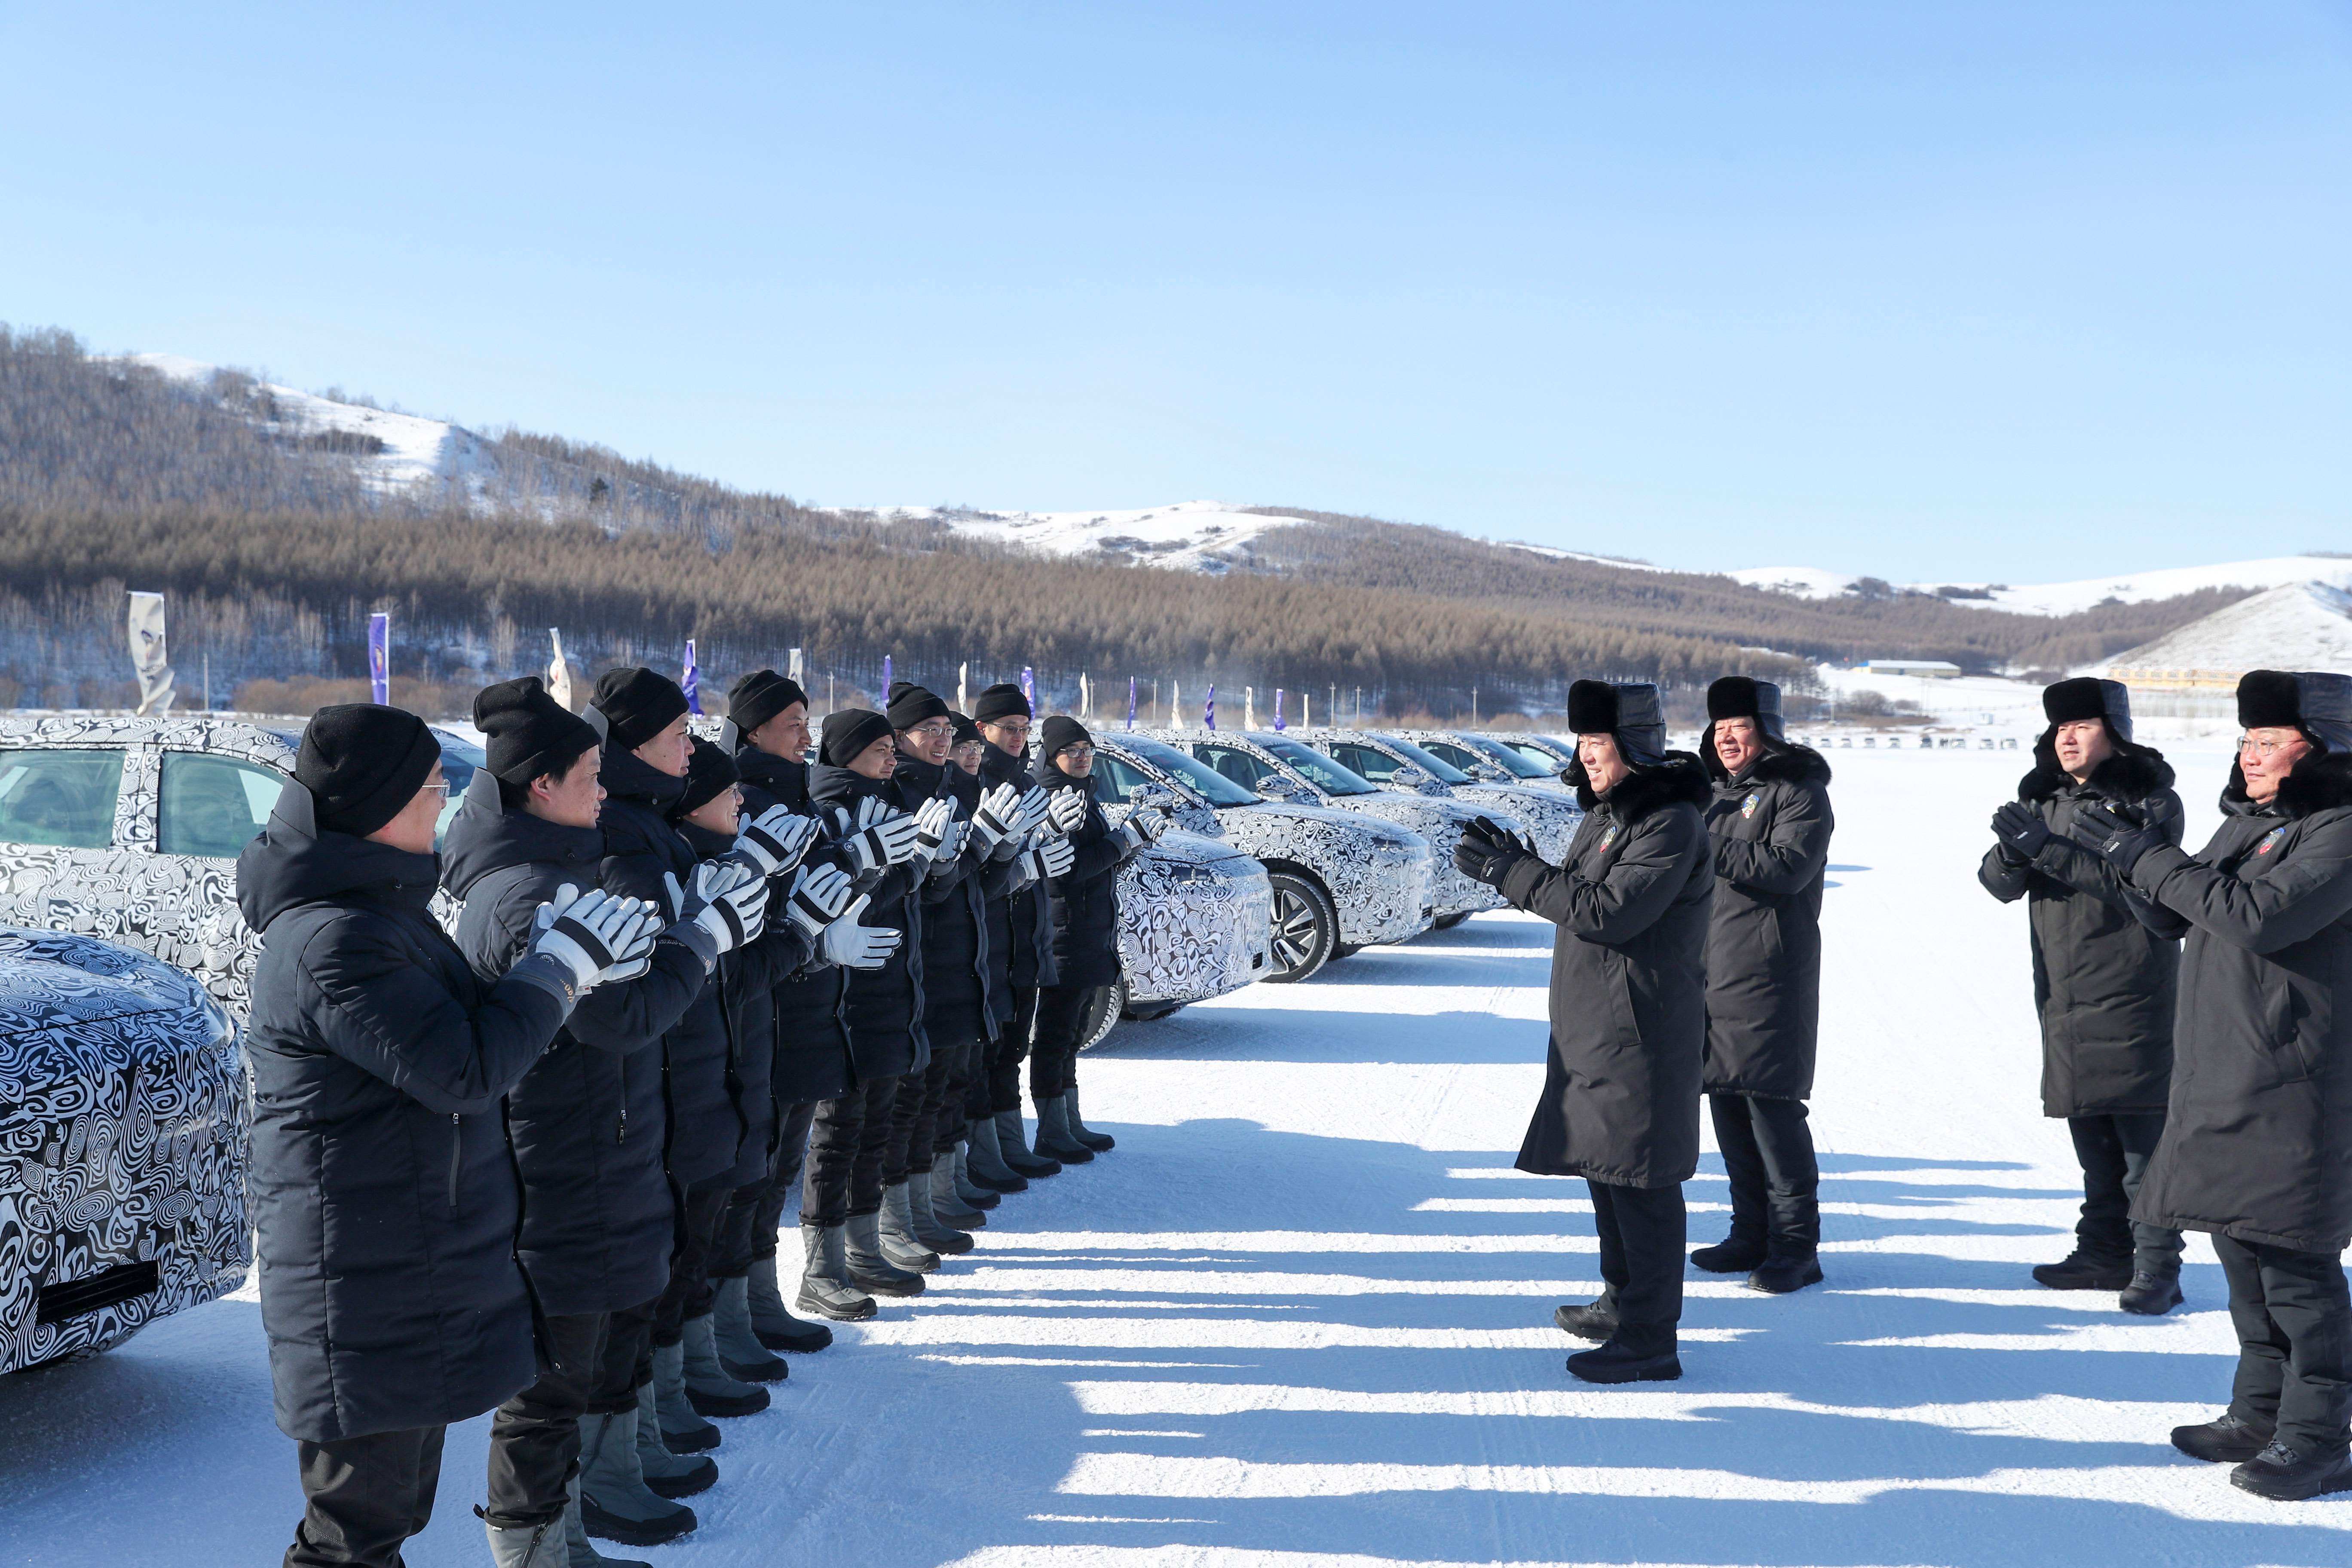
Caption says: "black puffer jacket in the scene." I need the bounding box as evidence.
[598,744,737,1189]
[735,744,858,1104]
[1978,742,2185,1117]
[980,742,1059,991]
[237,783,570,1443]
[1700,743,1834,1100]
[808,761,930,1078]
[896,751,1014,1050]
[2125,750,2352,1252]
[1038,754,1139,991]
[1502,756,1714,1188]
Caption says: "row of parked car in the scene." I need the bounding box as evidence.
[0,710,1583,1373]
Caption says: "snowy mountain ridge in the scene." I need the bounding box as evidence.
[1730,555,2352,616]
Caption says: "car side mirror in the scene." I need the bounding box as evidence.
[1470,763,1508,782]
[1253,775,1298,801]
[1392,763,1431,786]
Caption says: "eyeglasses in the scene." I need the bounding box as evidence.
[2239,735,2304,758]
[1057,744,1095,762]
[984,720,1032,737]
[906,721,955,741]
[421,781,453,800]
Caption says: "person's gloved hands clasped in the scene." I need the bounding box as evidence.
[1453,815,1531,888]
[732,805,816,878]
[668,860,769,955]
[2072,799,2166,877]
[1046,787,1089,835]
[1990,801,2050,864]
[781,862,854,946]
[1023,833,1076,883]
[529,884,662,993]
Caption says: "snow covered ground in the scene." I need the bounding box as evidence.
[1729,555,2352,615]
[7,744,2347,1565]
[876,500,1309,573]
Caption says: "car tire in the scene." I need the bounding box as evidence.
[1433,910,1473,930]
[1077,979,1126,1051]
[1263,873,1337,983]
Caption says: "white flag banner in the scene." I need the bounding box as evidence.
[788,647,804,684]
[957,661,968,714]
[127,591,174,716]
[548,628,574,710]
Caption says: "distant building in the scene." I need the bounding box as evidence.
[1863,659,1963,679]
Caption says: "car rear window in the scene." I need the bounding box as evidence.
[0,749,126,849]
[159,752,284,859]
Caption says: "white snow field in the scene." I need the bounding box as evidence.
[8,744,2350,1566]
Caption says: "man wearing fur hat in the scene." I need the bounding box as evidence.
[1978,677,2188,1316]
[2072,670,2352,1501]
[1690,677,1836,1295]
[1454,680,1713,1384]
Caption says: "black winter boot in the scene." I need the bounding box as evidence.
[951,1145,1002,1210]
[794,1222,877,1322]
[1690,1234,1768,1274]
[2231,1442,2352,1501]
[2118,1271,2184,1316]
[2032,1249,2133,1290]
[1567,1329,1681,1384]
[1065,1083,1116,1152]
[1034,1095,1096,1163]
[995,1109,1063,1178]
[2172,1412,2273,1463]
[1553,1299,1618,1342]
[844,1211,927,1296]
[746,1251,835,1352]
[966,1118,1029,1192]
[1746,1253,1824,1295]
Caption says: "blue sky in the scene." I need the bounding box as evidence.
[2,2,2344,581]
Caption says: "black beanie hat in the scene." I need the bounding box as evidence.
[673,736,740,819]
[1566,680,1666,767]
[950,711,981,747]
[1040,714,1092,757]
[592,666,690,751]
[2043,677,2134,741]
[728,668,806,737]
[2240,669,2352,753]
[474,675,600,785]
[973,683,1032,724]
[820,707,895,769]
[1705,676,1787,743]
[297,704,442,839]
[887,680,951,732]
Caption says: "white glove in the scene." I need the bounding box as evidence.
[1047,787,1089,834]
[528,884,662,992]
[732,806,816,877]
[970,782,1023,851]
[833,800,922,873]
[928,818,969,866]
[1120,809,1168,850]
[782,862,854,945]
[1023,835,1075,881]
[912,795,956,857]
[1018,786,1051,833]
[669,861,768,955]
[818,893,901,969]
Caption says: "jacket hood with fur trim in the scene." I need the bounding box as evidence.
[1699,731,1833,788]
[2017,737,2175,805]
[1569,751,1711,819]
[2224,747,2352,821]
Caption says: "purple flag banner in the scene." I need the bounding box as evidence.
[1126,677,1136,731]
[683,639,702,715]
[1204,683,1216,731]
[1021,666,1035,710]
[367,612,389,705]
[881,655,893,704]
[1273,688,1286,731]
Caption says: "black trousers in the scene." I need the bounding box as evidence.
[1709,1093,1820,1257]
[652,1185,732,1345]
[592,1295,659,1416]
[982,987,1040,1115]
[1589,1178,1685,1346]
[484,1311,605,1528]
[2069,1112,2184,1274]
[2214,1233,2352,1460]
[802,1074,900,1226]
[885,1044,967,1183]
[1029,983,1099,1102]
[285,1424,446,1568]
[932,1037,981,1156]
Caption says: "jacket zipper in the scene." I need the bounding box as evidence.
[447,1113,462,1213]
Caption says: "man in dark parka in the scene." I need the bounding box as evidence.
[1978,677,2189,1315]
[239,704,652,1568]
[1455,680,1712,1385]
[2075,670,2352,1501]
[973,682,1068,1180]
[1692,677,1835,1295]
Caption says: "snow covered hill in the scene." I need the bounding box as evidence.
[1731,554,2352,615]
[872,499,1309,573]
[2099,578,2352,681]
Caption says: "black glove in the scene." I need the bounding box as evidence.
[2072,799,2165,877]
[1453,816,1529,888]
[1989,801,2050,863]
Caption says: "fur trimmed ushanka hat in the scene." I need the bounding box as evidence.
[1567,680,1667,768]
[1705,677,1787,744]
[2042,677,2135,743]
[2239,669,2352,755]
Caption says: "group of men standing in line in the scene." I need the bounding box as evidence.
[1456,668,2352,1503]
[236,667,1164,1567]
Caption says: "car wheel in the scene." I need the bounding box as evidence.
[1433,910,1473,930]
[1263,873,1337,983]
[1077,979,1126,1050]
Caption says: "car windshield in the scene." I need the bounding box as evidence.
[1377,738,1474,785]
[1258,737,1380,796]
[1503,738,1569,769]
[1117,737,1262,807]
[429,729,484,848]
[1457,735,1554,778]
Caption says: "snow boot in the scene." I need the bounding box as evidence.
[1552,1298,1618,1343]
[747,1250,835,1352]
[649,1339,721,1453]
[2032,1248,2133,1291]
[565,1473,652,1568]
[1033,1095,1096,1164]
[1746,1253,1824,1295]
[2232,1442,2352,1501]
[845,1210,927,1296]
[680,1311,770,1417]
[1064,1083,1116,1152]
[481,1510,565,1568]
[2119,1271,2184,1316]
[952,1145,1002,1210]
[878,1181,944,1271]
[797,1222,880,1319]
[2173,1412,2274,1463]
[577,1409,697,1547]
[909,1168,977,1254]
[633,1381,717,1498]
[1689,1233,1768,1274]
[709,1274,792,1382]
[1567,1330,1682,1385]
[966,1117,1028,1192]
[995,1108,1063,1178]
[930,1151,989,1229]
